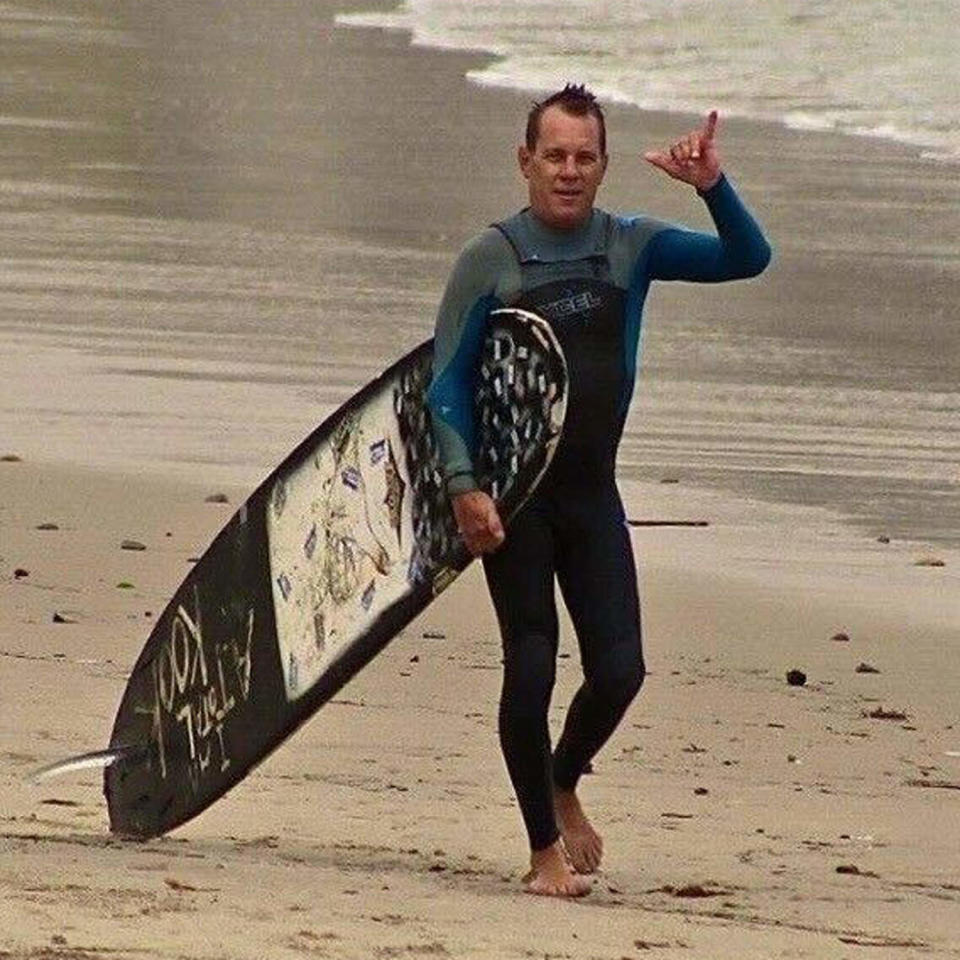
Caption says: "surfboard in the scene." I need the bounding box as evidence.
[32,308,567,839]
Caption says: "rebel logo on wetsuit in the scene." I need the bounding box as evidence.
[534,288,604,323]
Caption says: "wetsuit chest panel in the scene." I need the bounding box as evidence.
[512,277,628,479]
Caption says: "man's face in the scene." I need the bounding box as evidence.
[519,105,608,231]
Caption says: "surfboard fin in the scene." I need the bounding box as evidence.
[26,746,144,784]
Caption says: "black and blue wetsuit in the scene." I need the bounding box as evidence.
[428,176,771,852]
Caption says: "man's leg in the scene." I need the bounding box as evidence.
[482,498,590,897]
[552,483,645,872]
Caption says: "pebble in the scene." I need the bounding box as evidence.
[786,669,807,686]
[52,612,77,624]
[831,632,851,643]
[120,539,147,551]
[1,454,23,462]
[35,522,59,531]
[422,631,445,640]
[205,493,230,504]
[876,535,890,544]
[855,662,881,674]
[14,568,29,579]
[914,556,945,567]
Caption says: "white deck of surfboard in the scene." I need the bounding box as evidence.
[267,383,416,701]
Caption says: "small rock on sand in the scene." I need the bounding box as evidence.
[836,863,879,878]
[14,568,29,579]
[786,669,807,686]
[205,493,230,504]
[1,454,23,462]
[855,662,881,674]
[914,556,945,567]
[120,539,147,551]
[831,632,851,643]
[865,706,908,721]
[52,612,78,624]
[35,522,59,531]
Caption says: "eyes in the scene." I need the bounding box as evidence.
[541,148,601,169]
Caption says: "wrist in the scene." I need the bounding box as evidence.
[445,471,478,497]
[696,171,724,195]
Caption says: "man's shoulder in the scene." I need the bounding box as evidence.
[457,225,512,267]
[454,224,515,264]
[605,209,678,262]
[442,223,518,297]
[606,208,674,234]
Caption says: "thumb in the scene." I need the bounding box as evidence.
[490,508,505,540]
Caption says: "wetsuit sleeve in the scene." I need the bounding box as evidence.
[427,229,512,496]
[646,174,772,282]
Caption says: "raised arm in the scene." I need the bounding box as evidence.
[642,111,772,282]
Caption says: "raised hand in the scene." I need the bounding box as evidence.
[644,110,722,191]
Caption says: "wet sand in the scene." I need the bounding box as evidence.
[2,1,960,958]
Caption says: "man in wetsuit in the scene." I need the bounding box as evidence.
[427,85,771,897]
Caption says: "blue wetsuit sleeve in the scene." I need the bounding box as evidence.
[646,174,772,282]
[427,230,511,496]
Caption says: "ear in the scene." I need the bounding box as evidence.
[599,152,609,181]
[518,144,532,181]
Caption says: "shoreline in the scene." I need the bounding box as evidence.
[1,0,957,551]
[336,5,960,168]
[2,4,957,550]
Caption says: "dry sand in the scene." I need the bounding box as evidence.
[2,2,960,958]
[2,459,958,959]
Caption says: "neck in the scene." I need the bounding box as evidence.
[527,208,594,234]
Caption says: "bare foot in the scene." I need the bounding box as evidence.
[554,787,603,873]
[523,840,591,897]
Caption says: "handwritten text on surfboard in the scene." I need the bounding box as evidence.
[141,586,254,786]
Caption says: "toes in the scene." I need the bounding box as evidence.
[525,873,592,898]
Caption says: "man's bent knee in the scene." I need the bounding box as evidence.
[590,654,645,710]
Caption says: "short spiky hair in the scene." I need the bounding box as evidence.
[525,84,606,156]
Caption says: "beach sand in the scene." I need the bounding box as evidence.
[2,2,959,958]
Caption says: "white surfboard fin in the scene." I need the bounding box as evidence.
[26,746,141,784]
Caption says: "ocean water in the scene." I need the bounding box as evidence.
[338,0,960,162]
[335,0,960,549]
[0,0,957,553]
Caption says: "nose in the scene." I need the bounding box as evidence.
[559,155,579,179]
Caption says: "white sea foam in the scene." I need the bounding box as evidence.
[337,0,960,161]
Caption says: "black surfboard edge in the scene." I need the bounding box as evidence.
[100,308,567,839]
